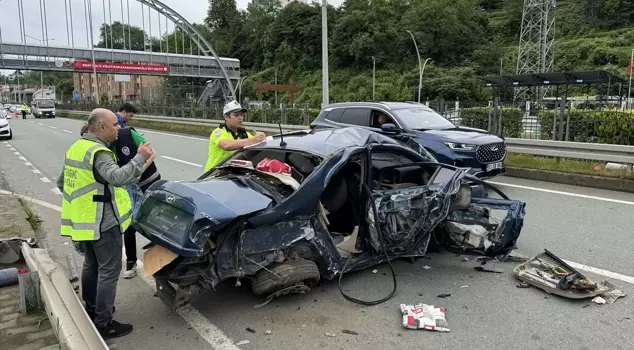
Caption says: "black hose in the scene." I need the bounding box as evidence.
[337,184,397,306]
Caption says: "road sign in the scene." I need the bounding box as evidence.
[73,93,81,101]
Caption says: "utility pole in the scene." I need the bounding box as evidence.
[321,0,329,106]
[627,49,634,109]
[372,56,376,100]
[406,30,422,103]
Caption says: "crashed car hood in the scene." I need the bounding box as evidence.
[135,177,273,257]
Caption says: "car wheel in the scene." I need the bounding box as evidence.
[251,259,320,296]
[7,131,12,140]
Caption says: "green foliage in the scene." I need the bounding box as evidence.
[460,107,524,137]
[538,110,634,145]
[246,107,320,125]
[97,22,146,51]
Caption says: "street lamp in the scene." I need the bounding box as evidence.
[406,30,422,103]
[24,35,56,93]
[421,57,432,102]
[235,76,249,104]
[321,0,329,106]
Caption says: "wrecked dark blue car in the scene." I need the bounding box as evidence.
[133,127,526,310]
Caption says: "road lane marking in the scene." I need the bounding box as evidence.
[38,123,44,125]
[0,190,62,212]
[565,260,634,285]
[140,129,208,141]
[136,261,240,350]
[49,126,57,129]
[40,177,51,183]
[24,162,32,166]
[161,156,203,168]
[488,181,634,206]
[18,157,27,161]
[31,169,41,174]
[51,188,62,195]
[63,129,73,134]
[28,121,34,123]
[13,152,20,155]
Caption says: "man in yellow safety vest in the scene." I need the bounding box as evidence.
[204,101,266,172]
[56,108,156,339]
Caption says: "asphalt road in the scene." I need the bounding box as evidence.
[1,116,633,350]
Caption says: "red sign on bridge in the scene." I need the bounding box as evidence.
[72,60,170,74]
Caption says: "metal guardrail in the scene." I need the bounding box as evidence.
[59,110,634,169]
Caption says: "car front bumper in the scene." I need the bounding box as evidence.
[0,124,11,136]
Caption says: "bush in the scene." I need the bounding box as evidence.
[538,110,634,145]
[460,107,524,137]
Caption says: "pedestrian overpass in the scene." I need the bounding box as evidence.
[0,0,240,104]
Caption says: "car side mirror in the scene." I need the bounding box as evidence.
[380,123,400,133]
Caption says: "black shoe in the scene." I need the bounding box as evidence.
[86,306,116,321]
[98,320,133,339]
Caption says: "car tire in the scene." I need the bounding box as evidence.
[7,131,12,140]
[251,259,320,296]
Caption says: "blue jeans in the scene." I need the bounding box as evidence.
[123,183,143,264]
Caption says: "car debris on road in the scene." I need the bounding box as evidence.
[513,250,626,304]
[400,303,450,332]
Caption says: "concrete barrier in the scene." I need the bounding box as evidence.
[20,243,108,350]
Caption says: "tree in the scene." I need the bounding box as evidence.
[96,22,146,51]
[205,0,240,31]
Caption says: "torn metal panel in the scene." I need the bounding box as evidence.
[441,198,526,257]
[514,251,625,301]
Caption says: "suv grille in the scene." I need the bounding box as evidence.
[476,143,506,163]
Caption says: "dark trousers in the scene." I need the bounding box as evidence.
[81,225,123,328]
[123,225,137,264]
[21,111,26,119]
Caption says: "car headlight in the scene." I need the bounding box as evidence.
[444,142,475,151]
[52,111,56,114]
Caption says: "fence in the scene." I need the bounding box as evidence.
[59,98,634,146]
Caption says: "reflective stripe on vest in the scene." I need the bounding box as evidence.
[60,139,132,241]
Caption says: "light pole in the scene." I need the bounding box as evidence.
[406,30,422,103]
[321,0,329,106]
[235,76,249,104]
[372,56,376,100]
[25,35,55,94]
[420,57,432,102]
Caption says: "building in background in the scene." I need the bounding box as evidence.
[73,73,164,102]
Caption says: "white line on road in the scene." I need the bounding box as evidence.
[13,152,20,155]
[40,177,51,183]
[0,189,62,212]
[49,126,57,129]
[488,181,634,206]
[63,129,73,134]
[38,123,44,125]
[31,169,41,174]
[28,121,34,123]
[24,162,32,166]
[136,261,240,350]
[564,260,634,285]
[136,129,207,142]
[161,156,203,168]
[51,188,62,195]
[18,157,27,161]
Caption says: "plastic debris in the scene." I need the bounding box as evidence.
[592,296,606,305]
[460,285,469,288]
[372,269,378,274]
[246,327,256,333]
[437,293,451,298]
[236,340,250,346]
[516,282,530,288]
[400,303,450,332]
[325,332,337,337]
[422,266,431,270]
[461,257,469,262]
[474,266,503,273]
[264,330,272,335]
[342,329,358,335]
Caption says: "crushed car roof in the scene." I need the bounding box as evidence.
[246,127,402,157]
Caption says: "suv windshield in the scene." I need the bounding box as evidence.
[393,108,455,130]
[38,100,55,108]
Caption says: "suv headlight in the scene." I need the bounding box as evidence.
[444,142,475,151]
[52,111,56,114]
